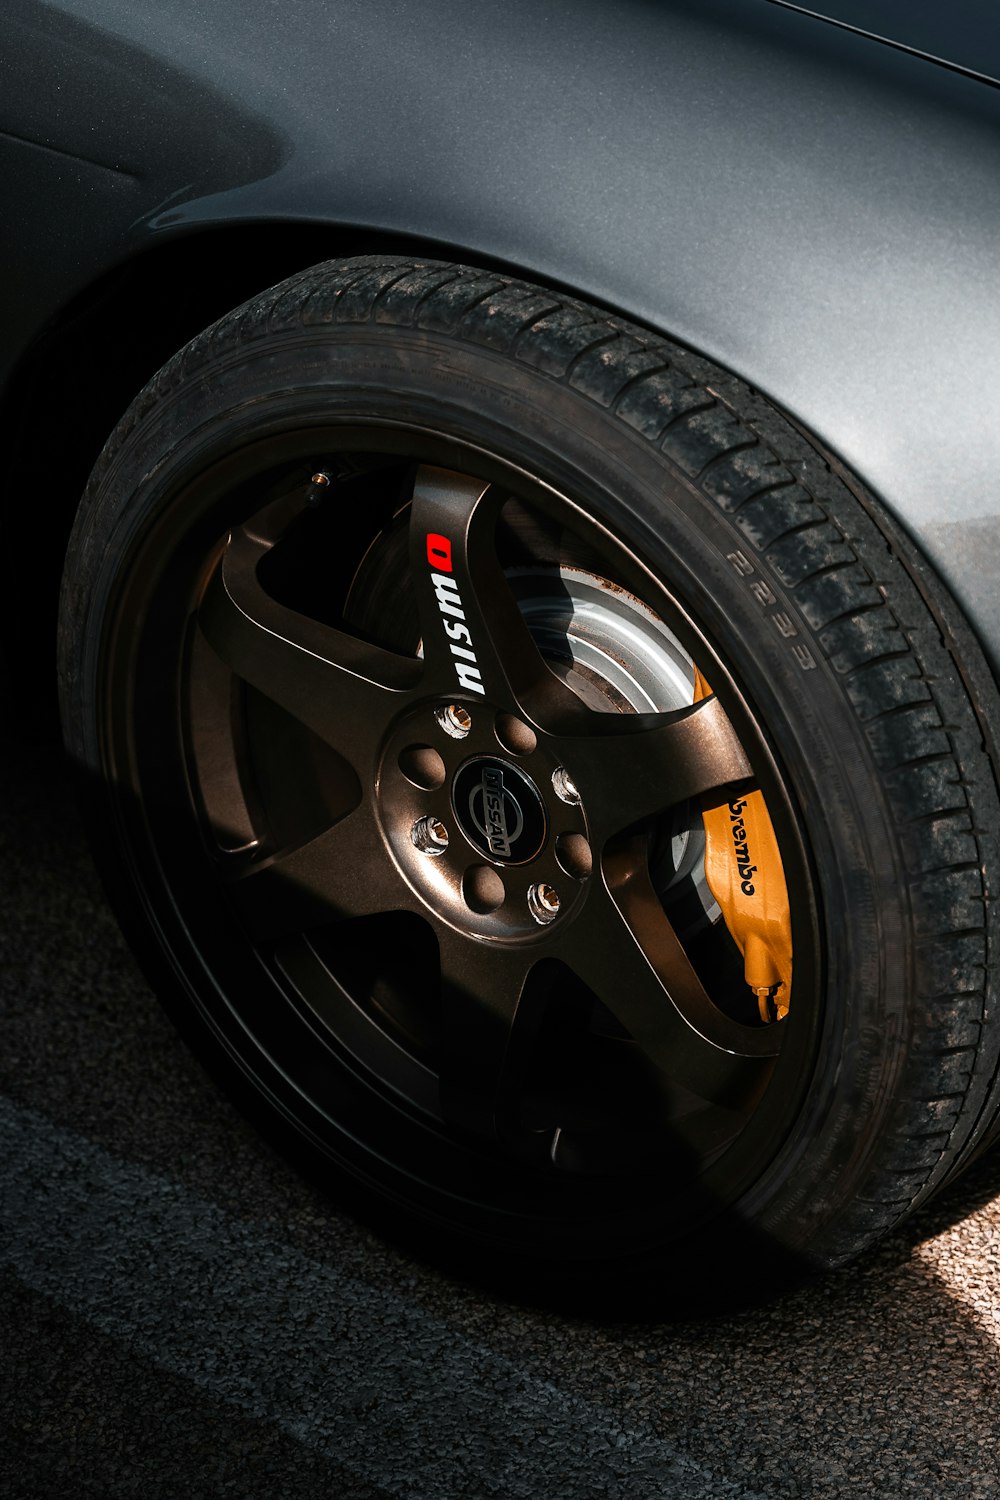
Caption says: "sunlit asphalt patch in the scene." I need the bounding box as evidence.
[916,1212,1000,1350]
[0,1097,766,1500]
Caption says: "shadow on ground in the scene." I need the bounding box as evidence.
[1,730,997,1498]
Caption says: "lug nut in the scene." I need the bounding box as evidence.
[411,816,450,856]
[436,703,472,739]
[551,767,580,805]
[528,882,560,925]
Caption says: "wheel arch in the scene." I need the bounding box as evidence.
[0,219,539,728]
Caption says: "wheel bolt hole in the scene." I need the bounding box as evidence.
[463,864,506,914]
[399,745,447,790]
[411,816,450,856]
[555,832,592,881]
[436,703,472,739]
[551,767,580,805]
[495,713,537,756]
[528,882,560,925]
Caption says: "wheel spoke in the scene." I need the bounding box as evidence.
[408,466,578,720]
[551,693,752,840]
[435,930,542,1140]
[552,843,777,1113]
[199,514,419,761]
[222,803,408,943]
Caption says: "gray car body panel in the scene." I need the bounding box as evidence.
[769,0,1000,86]
[3,0,999,664]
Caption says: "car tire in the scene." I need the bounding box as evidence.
[58,255,1000,1309]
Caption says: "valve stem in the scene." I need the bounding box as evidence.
[306,469,333,506]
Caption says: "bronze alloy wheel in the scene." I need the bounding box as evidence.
[59,258,1000,1309]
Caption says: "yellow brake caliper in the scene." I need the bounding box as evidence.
[694,670,792,1022]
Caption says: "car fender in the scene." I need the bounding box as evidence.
[4,0,1000,661]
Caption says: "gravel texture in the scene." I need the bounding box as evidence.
[1,725,999,1499]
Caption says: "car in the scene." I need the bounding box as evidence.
[4,0,1000,1310]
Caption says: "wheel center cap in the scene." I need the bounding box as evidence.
[452,756,547,864]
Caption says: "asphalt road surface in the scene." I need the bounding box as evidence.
[2,723,999,1499]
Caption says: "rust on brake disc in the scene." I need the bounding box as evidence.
[694,671,792,1021]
